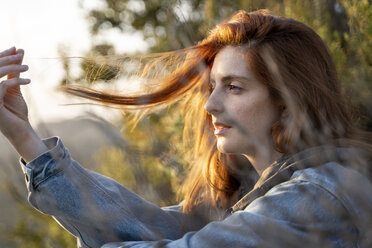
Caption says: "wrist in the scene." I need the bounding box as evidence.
[6,121,35,145]
[8,124,48,163]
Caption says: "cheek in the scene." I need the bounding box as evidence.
[233,98,279,133]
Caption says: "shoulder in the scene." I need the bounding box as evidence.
[246,172,347,224]
[284,162,372,244]
[290,162,372,218]
[246,161,372,223]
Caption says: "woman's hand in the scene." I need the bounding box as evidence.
[0,47,31,138]
[0,47,48,162]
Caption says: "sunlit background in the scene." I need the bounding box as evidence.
[0,0,371,247]
[0,1,150,246]
[0,0,147,124]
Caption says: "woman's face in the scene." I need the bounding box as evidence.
[205,46,280,157]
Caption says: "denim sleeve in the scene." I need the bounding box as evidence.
[20,137,192,248]
[102,179,358,248]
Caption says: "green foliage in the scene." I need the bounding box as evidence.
[7,0,372,246]
[83,0,371,127]
[3,182,76,248]
[96,106,187,206]
[339,0,372,128]
[10,214,76,248]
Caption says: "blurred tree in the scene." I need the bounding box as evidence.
[96,105,187,206]
[7,0,372,246]
[4,182,76,247]
[82,0,371,127]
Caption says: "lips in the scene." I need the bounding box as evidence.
[213,122,232,135]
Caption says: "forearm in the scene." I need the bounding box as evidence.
[5,122,48,163]
[0,47,46,162]
[22,137,188,247]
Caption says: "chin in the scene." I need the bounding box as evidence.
[217,140,240,154]
[217,137,254,155]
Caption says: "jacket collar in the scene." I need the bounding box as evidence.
[224,145,369,219]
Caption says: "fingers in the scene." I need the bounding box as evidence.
[0,47,26,79]
[0,78,30,87]
[0,64,28,78]
[0,53,24,67]
[0,47,17,57]
[0,78,31,98]
[0,47,28,83]
[8,49,25,80]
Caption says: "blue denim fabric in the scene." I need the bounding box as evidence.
[20,137,372,248]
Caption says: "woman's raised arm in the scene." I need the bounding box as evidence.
[0,47,48,162]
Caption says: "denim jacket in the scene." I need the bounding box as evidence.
[20,137,372,248]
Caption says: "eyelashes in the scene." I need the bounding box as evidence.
[208,82,242,94]
[227,84,242,92]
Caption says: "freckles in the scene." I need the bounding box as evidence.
[234,98,260,117]
[234,105,246,115]
[233,103,260,129]
[234,97,273,131]
[232,104,250,122]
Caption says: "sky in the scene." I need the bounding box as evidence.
[0,0,148,125]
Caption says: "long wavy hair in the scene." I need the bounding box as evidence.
[65,10,371,215]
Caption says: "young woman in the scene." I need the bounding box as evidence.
[1,10,371,248]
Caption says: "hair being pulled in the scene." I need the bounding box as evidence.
[63,9,372,217]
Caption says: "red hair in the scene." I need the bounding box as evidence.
[65,10,371,217]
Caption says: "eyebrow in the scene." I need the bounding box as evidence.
[210,74,253,84]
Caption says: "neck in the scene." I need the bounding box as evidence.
[243,148,282,176]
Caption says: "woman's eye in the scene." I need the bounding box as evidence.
[227,84,242,92]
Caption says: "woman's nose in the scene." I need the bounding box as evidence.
[204,90,223,115]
